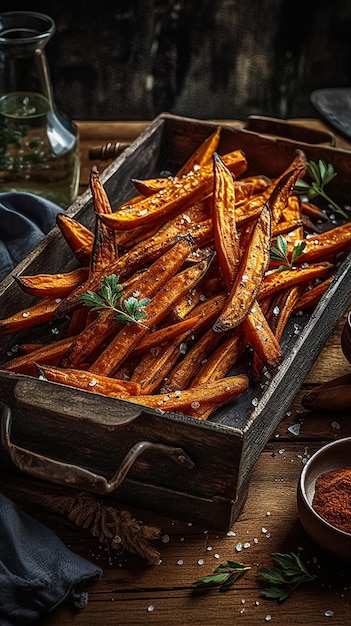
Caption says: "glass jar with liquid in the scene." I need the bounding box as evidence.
[0,11,79,208]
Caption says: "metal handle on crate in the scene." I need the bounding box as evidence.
[1,405,195,493]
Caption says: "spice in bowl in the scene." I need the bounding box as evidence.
[312,466,351,534]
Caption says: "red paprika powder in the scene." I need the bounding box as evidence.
[312,466,351,534]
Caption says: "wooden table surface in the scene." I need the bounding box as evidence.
[3,118,351,625]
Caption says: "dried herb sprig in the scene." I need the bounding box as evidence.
[78,274,150,326]
[259,552,315,602]
[270,234,306,271]
[192,560,251,592]
[294,159,348,219]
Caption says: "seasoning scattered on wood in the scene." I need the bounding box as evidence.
[312,466,351,534]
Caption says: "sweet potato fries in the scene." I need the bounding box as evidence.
[1,127,349,420]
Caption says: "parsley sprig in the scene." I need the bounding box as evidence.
[259,552,315,602]
[294,159,348,219]
[78,274,150,326]
[192,560,251,592]
[270,234,306,271]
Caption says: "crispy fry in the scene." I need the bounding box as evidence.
[259,262,333,300]
[56,213,94,265]
[98,150,248,230]
[301,200,328,222]
[89,166,117,274]
[14,267,89,298]
[268,151,307,223]
[292,276,334,312]
[0,298,61,335]
[213,204,272,332]
[243,301,283,371]
[299,222,351,263]
[212,153,240,289]
[127,375,249,420]
[267,286,302,341]
[2,336,75,375]
[38,364,141,397]
[177,127,221,177]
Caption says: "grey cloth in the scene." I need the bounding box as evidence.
[0,491,102,624]
[0,192,62,283]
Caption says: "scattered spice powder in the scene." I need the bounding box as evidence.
[312,466,351,534]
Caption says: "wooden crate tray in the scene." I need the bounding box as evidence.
[1,113,351,530]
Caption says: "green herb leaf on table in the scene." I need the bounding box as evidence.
[192,560,251,592]
[294,159,348,219]
[78,274,150,326]
[259,552,315,603]
[270,234,306,271]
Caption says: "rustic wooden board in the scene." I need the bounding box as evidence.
[1,113,351,531]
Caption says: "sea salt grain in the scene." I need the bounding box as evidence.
[197,559,204,565]
[288,423,301,436]
[147,605,154,612]
[324,610,334,617]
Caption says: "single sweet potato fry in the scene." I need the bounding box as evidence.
[0,298,62,335]
[212,152,240,289]
[14,267,89,299]
[259,262,333,300]
[37,364,140,397]
[89,166,118,274]
[177,126,221,177]
[126,374,249,420]
[97,150,248,230]
[298,221,351,264]
[213,204,272,332]
[243,301,283,372]
[2,336,75,375]
[268,150,307,223]
[56,213,94,265]
[292,275,334,312]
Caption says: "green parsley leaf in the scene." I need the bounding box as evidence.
[78,274,150,326]
[294,159,348,219]
[270,235,306,271]
[192,560,251,592]
[259,552,315,603]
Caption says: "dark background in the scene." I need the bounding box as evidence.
[1,1,351,122]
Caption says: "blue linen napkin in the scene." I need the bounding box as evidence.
[0,192,63,283]
[0,491,102,624]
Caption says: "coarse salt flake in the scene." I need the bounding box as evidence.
[22,312,30,318]
[191,401,200,409]
[197,559,204,566]
[88,378,97,387]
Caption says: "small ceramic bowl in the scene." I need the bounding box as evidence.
[297,437,351,559]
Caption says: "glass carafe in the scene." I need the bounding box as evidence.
[0,11,79,208]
